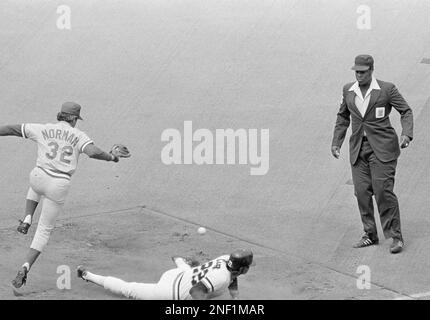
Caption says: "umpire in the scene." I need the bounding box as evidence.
[331,55,413,254]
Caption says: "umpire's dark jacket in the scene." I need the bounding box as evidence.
[332,79,414,165]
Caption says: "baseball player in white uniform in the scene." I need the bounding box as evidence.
[0,102,129,289]
[77,249,254,300]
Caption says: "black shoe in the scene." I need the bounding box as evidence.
[171,256,200,268]
[17,220,31,234]
[12,267,28,288]
[77,265,88,281]
[390,239,404,254]
[353,235,379,248]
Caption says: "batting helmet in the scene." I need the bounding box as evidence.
[227,249,254,272]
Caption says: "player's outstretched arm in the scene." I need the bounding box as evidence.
[189,282,209,300]
[0,124,23,137]
[229,289,239,299]
[83,143,119,162]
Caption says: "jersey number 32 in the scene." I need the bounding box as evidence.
[46,141,73,164]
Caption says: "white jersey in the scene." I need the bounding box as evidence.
[176,255,232,300]
[22,122,93,180]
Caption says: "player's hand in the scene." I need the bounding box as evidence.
[400,135,411,149]
[331,146,340,159]
[110,153,119,162]
[111,144,131,158]
[230,290,239,300]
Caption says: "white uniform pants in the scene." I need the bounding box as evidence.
[26,167,71,252]
[103,264,191,300]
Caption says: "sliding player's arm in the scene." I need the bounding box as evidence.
[189,282,209,300]
[228,277,239,299]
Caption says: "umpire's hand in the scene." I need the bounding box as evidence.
[331,145,340,159]
[400,135,411,149]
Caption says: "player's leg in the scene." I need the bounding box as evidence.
[104,278,157,299]
[77,267,158,299]
[154,268,186,300]
[17,188,41,234]
[11,248,42,288]
[12,168,44,287]
[30,198,61,250]
[12,197,63,288]
[26,172,69,262]
[77,267,108,287]
[12,171,70,288]
[17,168,45,234]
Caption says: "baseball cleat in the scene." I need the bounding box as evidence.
[77,265,88,281]
[172,256,186,267]
[17,220,31,235]
[390,239,404,254]
[172,256,200,268]
[12,266,28,289]
[186,258,200,267]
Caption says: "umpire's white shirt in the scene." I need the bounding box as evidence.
[348,77,381,136]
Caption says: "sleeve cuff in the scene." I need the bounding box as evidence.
[81,140,94,153]
[21,124,27,138]
[201,278,215,292]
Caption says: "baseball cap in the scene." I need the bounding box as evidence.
[61,102,83,120]
[228,249,256,270]
[351,54,374,71]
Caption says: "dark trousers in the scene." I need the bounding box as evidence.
[351,139,402,241]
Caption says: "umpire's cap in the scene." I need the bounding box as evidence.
[61,102,83,120]
[351,54,374,71]
[227,249,255,271]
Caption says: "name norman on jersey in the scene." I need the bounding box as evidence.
[41,128,80,147]
[22,122,93,180]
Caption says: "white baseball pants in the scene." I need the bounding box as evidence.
[103,264,191,300]
[26,167,71,252]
